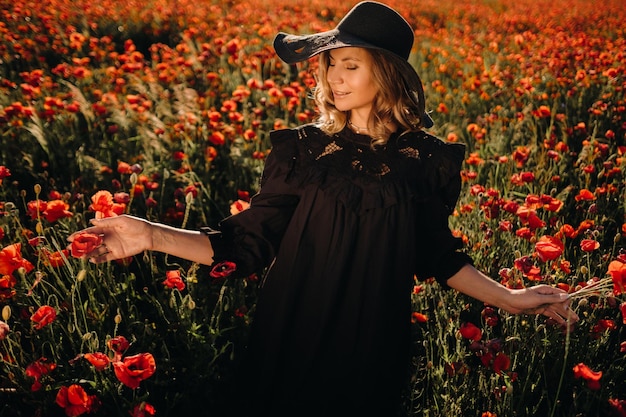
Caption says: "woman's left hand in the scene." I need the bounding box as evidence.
[507,284,579,330]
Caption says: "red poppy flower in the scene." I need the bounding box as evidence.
[609,260,626,295]
[0,274,16,289]
[230,199,250,215]
[580,239,600,252]
[70,232,103,258]
[0,243,35,276]
[609,398,626,417]
[492,352,511,374]
[591,319,617,338]
[113,352,156,389]
[535,235,565,262]
[574,189,596,201]
[0,320,9,340]
[31,305,57,329]
[84,352,110,371]
[43,200,73,222]
[573,362,602,390]
[210,261,237,278]
[514,256,541,279]
[108,335,130,360]
[113,192,130,204]
[130,402,156,417]
[89,190,118,218]
[459,322,482,341]
[541,195,563,212]
[46,249,70,268]
[512,146,530,167]
[411,312,428,323]
[55,384,98,416]
[117,161,132,174]
[25,357,57,391]
[27,200,47,220]
[558,224,578,239]
[162,270,185,291]
[0,166,10,183]
[208,131,225,146]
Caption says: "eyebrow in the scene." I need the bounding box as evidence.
[328,52,362,62]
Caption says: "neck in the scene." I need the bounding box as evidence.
[347,118,369,134]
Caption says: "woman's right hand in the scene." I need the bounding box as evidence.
[68,215,153,263]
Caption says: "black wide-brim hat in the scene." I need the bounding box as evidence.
[273,1,434,128]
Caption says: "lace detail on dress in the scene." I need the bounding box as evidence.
[316,141,343,160]
[379,163,391,176]
[398,146,420,159]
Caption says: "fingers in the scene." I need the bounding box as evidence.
[542,304,579,333]
[88,241,112,264]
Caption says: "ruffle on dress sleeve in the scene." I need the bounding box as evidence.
[200,192,299,278]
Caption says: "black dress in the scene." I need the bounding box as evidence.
[205,124,473,416]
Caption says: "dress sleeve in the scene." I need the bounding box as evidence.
[412,136,473,287]
[200,128,301,277]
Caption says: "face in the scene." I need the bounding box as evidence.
[326,47,379,123]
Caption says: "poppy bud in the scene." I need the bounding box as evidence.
[76,269,87,282]
[2,305,10,321]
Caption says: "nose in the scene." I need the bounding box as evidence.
[326,67,342,85]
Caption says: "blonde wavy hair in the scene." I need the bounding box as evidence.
[314,48,426,147]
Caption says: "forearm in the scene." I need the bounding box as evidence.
[447,263,576,327]
[446,264,514,312]
[150,222,215,265]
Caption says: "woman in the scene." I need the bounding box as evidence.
[70,2,577,416]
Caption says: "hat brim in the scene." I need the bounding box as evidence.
[274,31,383,64]
[273,31,434,128]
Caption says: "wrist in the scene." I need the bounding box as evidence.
[149,221,165,252]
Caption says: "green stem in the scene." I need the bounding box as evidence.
[549,319,571,417]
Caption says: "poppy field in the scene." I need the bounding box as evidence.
[0,0,625,416]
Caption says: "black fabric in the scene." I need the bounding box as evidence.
[202,124,472,416]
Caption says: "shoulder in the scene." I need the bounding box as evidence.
[269,124,334,162]
[269,124,326,145]
[395,130,466,165]
[261,124,328,187]
[395,130,466,213]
